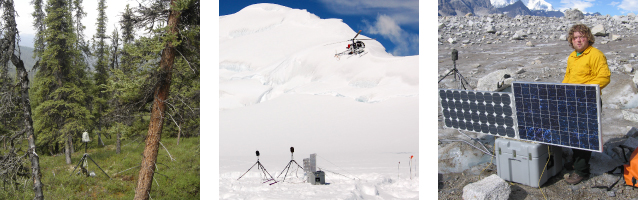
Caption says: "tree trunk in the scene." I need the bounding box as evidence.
[97,123,104,146]
[98,131,104,146]
[69,133,74,154]
[116,131,121,154]
[176,122,181,146]
[134,1,180,199]
[65,134,72,164]
[13,55,44,199]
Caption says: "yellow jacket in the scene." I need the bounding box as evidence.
[562,46,611,89]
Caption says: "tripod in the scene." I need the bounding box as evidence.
[438,49,470,90]
[277,151,304,182]
[70,142,111,179]
[237,151,278,185]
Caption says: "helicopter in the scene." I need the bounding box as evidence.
[328,30,376,60]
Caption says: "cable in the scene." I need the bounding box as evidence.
[458,130,492,156]
[539,145,550,200]
[439,139,495,157]
[317,155,361,180]
[478,143,495,180]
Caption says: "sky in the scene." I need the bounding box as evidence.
[219,0,419,57]
[14,0,133,48]
[545,0,638,16]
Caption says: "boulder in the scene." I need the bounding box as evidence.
[526,41,535,47]
[462,174,510,200]
[623,64,634,73]
[565,9,585,21]
[612,34,622,41]
[623,108,638,123]
[485,25,496,33]
[515,68,526,74]
[592,24,607,36]
[448,38,457,44]
[511,30,526,40]
[476,69,514,91]
[439,23,446,30]
[559,34,567,41]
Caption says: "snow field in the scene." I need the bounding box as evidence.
[219,153,419,199]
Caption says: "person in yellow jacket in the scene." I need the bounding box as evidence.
[563,24,611,185]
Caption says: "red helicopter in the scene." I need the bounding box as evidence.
[328,30,376,60]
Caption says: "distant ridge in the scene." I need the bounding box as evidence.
[531,10,564,17]
[438,0,500,16]
[439,0,564,17]
[7,46,37,80]
[498,0,533,18]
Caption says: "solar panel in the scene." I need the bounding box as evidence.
[439,89,518,138]
[512,82,602,152]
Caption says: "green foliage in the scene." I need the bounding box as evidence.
[105,0,199,141]
[31,0,46,59]
[0,136,200,199]
[31,0,93,155]
[91,0,111,134]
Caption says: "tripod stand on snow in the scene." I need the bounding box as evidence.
[70,131,111,179]
[277,147,304,182]
[237,150,278,185]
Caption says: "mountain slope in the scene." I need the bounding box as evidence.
[498,0,533,17]
[220,3,417,110]
[219,3,418,156]
[491,0,554,11]
[7,46,38,81]
[438,0,500,16]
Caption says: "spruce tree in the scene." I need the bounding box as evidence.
[104,4,139,155]
[31,0,92,164]
[92,0,109,146]
[31,0,45,60]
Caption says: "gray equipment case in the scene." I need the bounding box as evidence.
[495,138,563,188]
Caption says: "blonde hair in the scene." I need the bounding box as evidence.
[567,24,595,49]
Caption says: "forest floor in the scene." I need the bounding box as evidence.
[0,135,200,199]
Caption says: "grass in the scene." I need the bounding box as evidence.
[0,135,200,199]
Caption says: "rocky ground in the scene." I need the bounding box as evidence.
[438,13,638,200]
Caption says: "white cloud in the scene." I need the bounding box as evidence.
[558,0,595,12]
[318,0,418,27]
[319,0,418,55]
[609,1,621,6]
[364,15,418,56]
[618,0,638,11]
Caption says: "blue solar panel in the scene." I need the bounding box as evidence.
[439,89,518,138]
[512,82,602,152]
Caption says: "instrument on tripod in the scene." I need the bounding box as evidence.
[70,131,111,179]
[237,150,278,185]
[439,49,470,90]
[277,147,304,182]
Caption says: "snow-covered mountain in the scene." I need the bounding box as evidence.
[220,2,418,155]
[219,3,419,198]
[491,0,554,11]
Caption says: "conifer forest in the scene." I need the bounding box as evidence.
[0,0,200,199]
